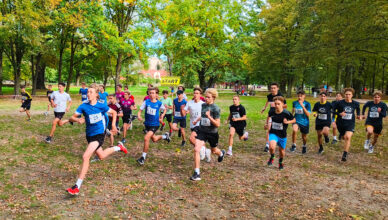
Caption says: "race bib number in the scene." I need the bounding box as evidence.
[22,96,27,100]
[82,95,87,99]
[343,113,352,120]
[271,122,283,130]
[318,114,327,120]
[193,111,200,117]
[175,111,181,117]
[369,112,379,118]
[147,107,156,116]
[201,118,211,126]
[89,113,103,124]
[295,108,304,114]
[232,112,241,119]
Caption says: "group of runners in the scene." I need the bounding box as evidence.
[17,82,386,196]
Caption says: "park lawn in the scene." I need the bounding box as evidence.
[0,92,387,219]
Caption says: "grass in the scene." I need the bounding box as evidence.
[0,88,387,218]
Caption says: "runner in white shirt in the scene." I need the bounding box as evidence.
[183,88,211,162]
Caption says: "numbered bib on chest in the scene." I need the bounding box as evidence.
[89,113,103,124]
[295,108,304,114]
[82,95,87,99]
[369,112,379,118]
[232,112,241,119]
[201,118,211,126]
[147,107,156,116]
[193,111,200,117]
[318,114,327,120]
[271,122,283,130]
[175,111,181,117]
[342,113,352,120]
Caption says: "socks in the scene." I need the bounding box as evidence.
[162,135,167,139]
[142,152,147,159]
[228,146,232,151]
[220,151,224,157]
[319,144,323,148]
[194,168,200,174]
[113,146,121,152]
[270,154,275,159]
[76,179,83,189]
[279,158,283,164]
[333,136,337,140]
[266,142,269,147]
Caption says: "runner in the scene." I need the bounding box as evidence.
[333,88,361,162]
[176,85,188,100]
[45,83,72,143]
[124,85,135,101]
[98,85,109,105]
[261,83,287,152]
[107,94,123,147]
[265,96,295,170]
[190,88,225,181]
[115,84,125,102]
[290,90,311,154]
[331,92,343,144]
[120,91,137,143]
[172,90,187,147]
[226,95,248,156]
[19,85,32,121]
[44,84,53,116]
[362,91,387,153]
[184,87,211,162]
[79,82,88,102]
[136,87,171,165]
[312,92,332,154]
[160,90,173,136]
[66,87,127,196]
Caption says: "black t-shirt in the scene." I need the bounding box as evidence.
[267,92,286,114]
[362,101,387,125]
[333,100,360,126]
[268,109,294,138]
[229,104,247,128]
[313,101,332,125]
[47,90,53,100]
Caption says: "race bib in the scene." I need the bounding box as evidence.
[147,107,156,116]
[193,111,200,117]
[201,118,211,126]
[295,108,304,114]
[369,112,379,118]
[82,95,87,99]
[318,114,327,120]
[271,122,283,130]
[342,113,352,120]
[89,113,103,124]
[175,111,181,117]
[232,112,241,119]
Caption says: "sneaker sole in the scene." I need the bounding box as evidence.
[190,177,201,181]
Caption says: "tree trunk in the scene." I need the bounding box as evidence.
[32,54,42,95]
[335,62,341,91]
[371,59,376,95]
[286,75,294,98]
[66,33,76,93]
[36,60,46,89]
[115,52,123,92]
[167,55,173,76]
[103,68,109,87]
[0,47,3,95]
[13,51,23,95]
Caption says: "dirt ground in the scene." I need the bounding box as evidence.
[0,96,387,219]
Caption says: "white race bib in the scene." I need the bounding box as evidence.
[271,122,283,130]
[82,95,87,99]
[147,107,156,116]
[193,111,200,117]
[89,113,103,124]
[318,114,327,120]
[175,111,181,117]
[232,112,241,119]
[201,118,211,126]
[369,112,379,118]
[295,108,304,114]
[342,113,352,120]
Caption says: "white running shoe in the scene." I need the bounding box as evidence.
[243,131,249,141]
[205,148,211,163]
[226,149,233,156]
[364,140,370,150]
[200,146,206,160]
[368,145,374,154]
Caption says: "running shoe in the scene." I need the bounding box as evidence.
[368,145,374,154]
[302,146,307,154]
[66,185,79,196]
[318,146,324,154]
[226,149,233,156]
[331,139,338,145]
[181,140,186,147]
[218,150,226,162]
[290,144,296,152]
[90,155,100,163]
[264,144,269,152]
[121,138,126,144]
[117,141,127,154]
[324,136,330,144]
[45,136,52,143]
[279,163,284,170]
[205,149,211,162]
[243,131,249,141]
[131,115,138,121]
[364,140,370,150]
[267,158,274,166]
[190,172,201,181]
[105,129,111,136]
[164,132,171,143]
[200,146,206,160]
[137,156,145,165]
[341,155,347,162]
[44,112,48,116]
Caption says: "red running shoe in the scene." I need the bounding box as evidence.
[67,185,79,196]
[117,141,127,154]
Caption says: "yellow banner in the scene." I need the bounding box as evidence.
[161,76,181,85]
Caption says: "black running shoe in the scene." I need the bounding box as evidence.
[45,136,52,143]
[218,150,226,162]
[70,121,74,126]
[164,132,171,143]
[131,115,138,121]
[279,163,284,170]
[178,129,181,137]
[290,144,296,152]
[137,156,145,165]
[318,146,324,154]
[302,146,307,154]
[341,156,347,162]
[181,140,186,147]
[190,172,201,181]
[324,136,329,143]
[267,158,274,166]
[331,139,337,144]
[264,146,269,152]
[121,138,126,144]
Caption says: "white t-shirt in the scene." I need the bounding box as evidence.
[50,91,71,113]
[184,100,204,128]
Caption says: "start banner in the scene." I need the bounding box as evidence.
[161,76,181,86]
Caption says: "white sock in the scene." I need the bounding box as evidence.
[76,179,83,189]
[113,146,121,152]
[365,139,369,143]
[162,135,167,139]
[333,136,337,140]
[228,146,232,151]
[194,168,200,174]
[220,150,224,157]
[293,143,296,146]
[142,152,147,159]
[266,142,269,147]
